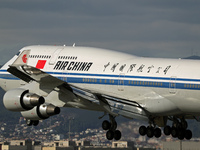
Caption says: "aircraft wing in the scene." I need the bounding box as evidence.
[7,50,69,92]
[8,65,68,92]
[8,63,148,120]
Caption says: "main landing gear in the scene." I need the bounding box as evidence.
[139,125,162,138]
[102,115,122,140]
[139,117,192,140]
[163,118,192,140]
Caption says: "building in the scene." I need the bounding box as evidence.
[0,140,157,150]
[112,141,135,148]
[1,139,41,150]
[163,141,200,150]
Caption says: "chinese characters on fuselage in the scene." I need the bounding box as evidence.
[103,62,171,75]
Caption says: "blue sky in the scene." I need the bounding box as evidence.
[0,0,200,64]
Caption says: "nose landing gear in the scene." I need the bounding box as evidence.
[26,119,39,126]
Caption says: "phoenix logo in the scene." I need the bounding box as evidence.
[22,54,27,63]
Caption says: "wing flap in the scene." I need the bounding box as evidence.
[70,85,149,120]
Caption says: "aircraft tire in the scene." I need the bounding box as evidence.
[26,119,33,126]
[33,120,39,126]
[178,128,185,138]
[171,127,178,138]
[185,129,192,140]
[106,130,114,140]
[114,130,121,141]
[139,126,147,136]
[178,132,185,140]
[154,128,161,138]
[164,125,171,136]
[146,126,154,138]
[111,121,117,131]
[102,120,111,130]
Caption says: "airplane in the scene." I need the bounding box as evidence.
[0,45,200,141]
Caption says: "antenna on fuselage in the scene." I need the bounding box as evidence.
[73,43,76,47]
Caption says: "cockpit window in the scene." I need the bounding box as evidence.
[16,52,20,56]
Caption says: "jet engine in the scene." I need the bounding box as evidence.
[21,103,60,120]
[3,88,45,111]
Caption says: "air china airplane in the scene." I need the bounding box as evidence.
[0,45,199,141]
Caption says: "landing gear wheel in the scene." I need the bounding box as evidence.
[111,121,117,131]
[114,130,121,140]
[106,130,114,140]
[26,119,33,126]
[171,127,178,138]
[164,125,171,136]
[178,135,184,140]
[33,120,39,126]
[178,132,185,140]
[185,129,192,140]
[102,120,111,130]
[178,128,185,140]
[146,126,154,138]
[139,126,147,136]
[103,115,122,140]
[154,128,161,138]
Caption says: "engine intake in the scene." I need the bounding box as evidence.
[3,88,45,111]
[21,103,60,120]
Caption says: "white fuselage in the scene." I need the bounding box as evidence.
[1,45,200,117]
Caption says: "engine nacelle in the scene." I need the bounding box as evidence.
[3,88,45,111]
[21,103,60,120]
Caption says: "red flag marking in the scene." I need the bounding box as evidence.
[36,60,46,69]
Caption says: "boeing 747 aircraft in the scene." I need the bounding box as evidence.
[0,45,199,140]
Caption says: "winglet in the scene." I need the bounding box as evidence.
[12,50,30,66]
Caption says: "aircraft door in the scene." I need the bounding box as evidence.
[62,70,68,82]
[118,73,125,91]
[169,76,177,94]
[49,48,63,65]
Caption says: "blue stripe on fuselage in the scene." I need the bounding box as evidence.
[0,69,200,90]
